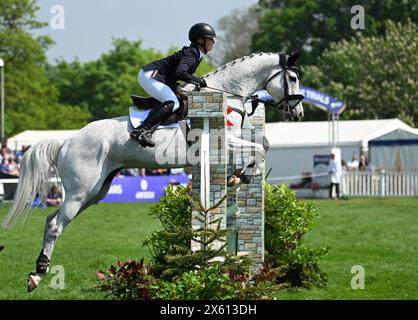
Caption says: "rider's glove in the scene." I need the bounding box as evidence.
[190,77,207,89]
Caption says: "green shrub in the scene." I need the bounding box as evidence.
[143,185,192,267]
[231,262,289,300]
[264,183,328,288]
[96,183,328,299]
[96,259,157,300]
[144,185,252,279]
[155,264,236,300]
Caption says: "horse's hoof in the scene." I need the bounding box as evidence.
[27,273,42,292]
[227,175,239,187]
[227,179,242,193]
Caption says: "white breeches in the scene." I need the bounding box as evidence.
[138,69,180,112]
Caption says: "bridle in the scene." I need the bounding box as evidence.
[257,53,305,120]
[203,52,304,122]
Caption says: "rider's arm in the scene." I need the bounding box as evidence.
[174,49,205,86]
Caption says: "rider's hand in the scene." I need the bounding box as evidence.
[198,77,207,88]
[190,77,207,89]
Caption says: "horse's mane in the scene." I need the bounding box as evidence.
[204,52,276,78]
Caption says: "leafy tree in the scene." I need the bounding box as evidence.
[47,39,162,120]
[48,40,216,121]
[213,6,261,65]
[252,0,418,65]
[302,20,418,125]
[0,0,91,137]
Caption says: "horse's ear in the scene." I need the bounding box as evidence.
[287,47,303,66]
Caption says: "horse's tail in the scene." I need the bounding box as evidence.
[2,139,64,228]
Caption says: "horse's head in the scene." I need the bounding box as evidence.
[264,49,304,121]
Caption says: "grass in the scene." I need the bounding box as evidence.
[0,202,158,300]
[1,198,418,300]
[273,197,418,300]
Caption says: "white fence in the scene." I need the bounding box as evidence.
[342,170,418,197]
[0,177,63,202]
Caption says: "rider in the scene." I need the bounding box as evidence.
[130,23,216,147]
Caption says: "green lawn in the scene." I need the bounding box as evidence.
[0,198,417,300]
[274,198,418,300]
[0,202,157,299]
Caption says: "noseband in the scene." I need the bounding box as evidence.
[262,53,304,120]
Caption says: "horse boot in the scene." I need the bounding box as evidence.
[130,101,175,148]
[28,251,50,292]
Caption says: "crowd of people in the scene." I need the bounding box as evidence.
[0,142,30,177]
[344,154,369,171]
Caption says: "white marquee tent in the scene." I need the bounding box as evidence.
[265,118,418,184]
[7,130,76,151]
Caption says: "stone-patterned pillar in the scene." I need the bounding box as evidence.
[234,104,265,265]
[188,92,227,251]
[188,92,265,266]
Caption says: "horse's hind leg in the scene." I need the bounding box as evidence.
[27,169,120,292]
[28,191,88,292]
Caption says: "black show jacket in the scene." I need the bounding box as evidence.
[142,45,203,90]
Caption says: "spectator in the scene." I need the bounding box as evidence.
[1,141,11,155]
[328,153,342,199]
[15,145,30,163]
[6,157,19,176]
[46,185,63,207]
[359,154,368,171]
[347,154,359,170]
[1,158,9,175]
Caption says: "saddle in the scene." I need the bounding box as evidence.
[130,93,189,127]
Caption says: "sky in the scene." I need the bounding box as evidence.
[33,0,258,63]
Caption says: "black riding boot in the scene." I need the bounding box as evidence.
[130,101,175,148]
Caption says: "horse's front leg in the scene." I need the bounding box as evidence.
[238,143,265,183]
[226,135,265,190]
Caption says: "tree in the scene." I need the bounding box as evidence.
[213,6,261,65]
[47,39,163,120]
[48,40,216,120]
[302,20,418,125]
[252,0,418,65]
[0,0,91,137]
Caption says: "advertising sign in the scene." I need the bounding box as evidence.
[101,175,190,203]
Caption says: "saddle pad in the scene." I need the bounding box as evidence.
[129,106,181,129]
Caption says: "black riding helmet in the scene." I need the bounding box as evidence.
[188,23,216,43]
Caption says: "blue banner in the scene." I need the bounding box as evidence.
[299,86,345,114]
[100,175,190,203]
[254,86,345,114]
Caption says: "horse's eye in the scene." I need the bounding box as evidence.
[289,76,297,82]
